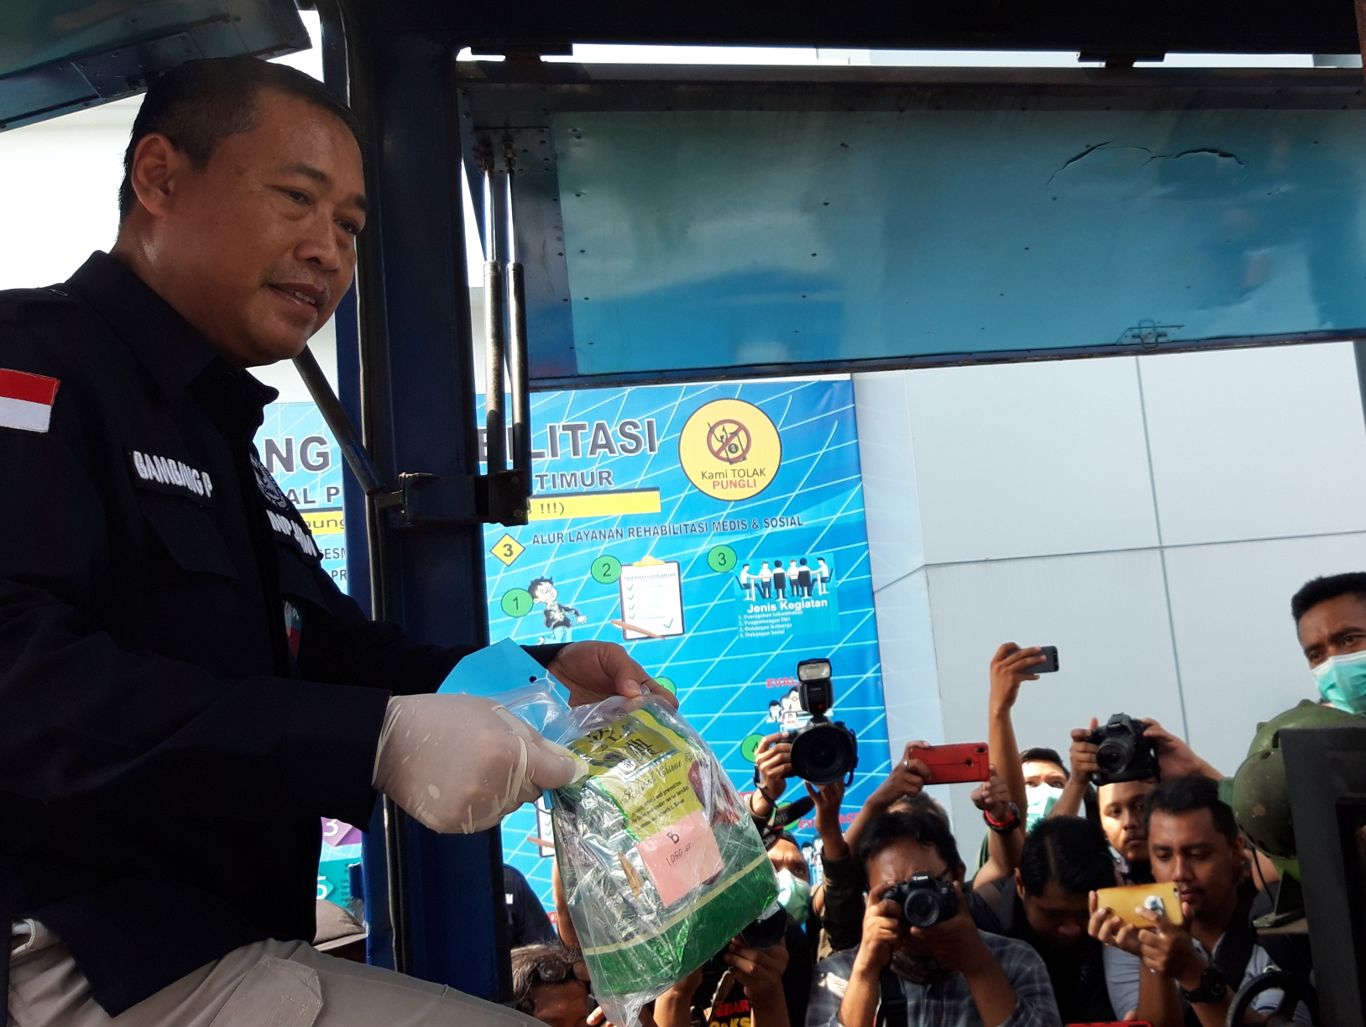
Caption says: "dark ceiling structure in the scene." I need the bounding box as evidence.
[3,0,1365,131]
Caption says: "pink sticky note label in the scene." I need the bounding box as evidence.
[636,808,725,906]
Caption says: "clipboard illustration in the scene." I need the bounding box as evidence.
[612,558,686,641]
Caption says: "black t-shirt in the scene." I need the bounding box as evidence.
[969,877,1115,1023]
[504,864,556,946]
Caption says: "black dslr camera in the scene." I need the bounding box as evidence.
[787,659,858,786]
[1089,713,1159,785]
[883,873,958,928]
[738,903,789,949]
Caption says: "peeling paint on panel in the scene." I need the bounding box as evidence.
[1049,141,1245,186]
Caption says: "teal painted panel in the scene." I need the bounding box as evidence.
[552,108,1366,377]
[0,0,307,129]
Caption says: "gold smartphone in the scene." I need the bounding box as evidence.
[1095,881,1183,928]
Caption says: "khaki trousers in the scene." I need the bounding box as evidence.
[7,921,535,1027]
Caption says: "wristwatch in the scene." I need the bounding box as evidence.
[1179,964,1228,1005]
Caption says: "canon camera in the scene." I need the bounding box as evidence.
[1089,712,1159,785]
[787,658,858,786]
[884,873,958,928]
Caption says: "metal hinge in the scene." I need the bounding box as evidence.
[374,469,529,528]
[1117,320,1183,349]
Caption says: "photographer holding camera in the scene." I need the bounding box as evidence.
[808,810,1060,1027]
[1052,712,1218,885]
[652,934,792,1027]
[750,660,858,830]
[679,671,856,1027]
[652,770,813,1027]
[815,742,937,954]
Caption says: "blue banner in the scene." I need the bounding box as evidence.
[484,379,889,906]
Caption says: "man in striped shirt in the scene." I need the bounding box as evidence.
[807,810,1060,1027]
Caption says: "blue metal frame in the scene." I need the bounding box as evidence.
[331,7,512,1001]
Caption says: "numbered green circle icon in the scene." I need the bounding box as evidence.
[501,588,533,617]
[591,555,622,584]
[740,733,766,763]
[655,676,677,696]
[707,545,738,573]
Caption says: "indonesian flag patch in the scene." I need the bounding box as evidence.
[0,369,60,433]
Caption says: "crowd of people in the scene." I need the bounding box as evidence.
[509,570,1366,1027]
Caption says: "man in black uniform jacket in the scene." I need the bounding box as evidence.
[0,57,666,1026]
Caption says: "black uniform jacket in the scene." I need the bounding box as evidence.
[0,253,557,1014]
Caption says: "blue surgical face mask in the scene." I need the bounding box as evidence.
[774,868,811,923]
[1025,783,1064,831]
[1312,650,1366,714]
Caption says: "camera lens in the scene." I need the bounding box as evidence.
[1095,737,1133,775]
[790,723,857,785]
[739,903,788,949]
[902,888,949,928]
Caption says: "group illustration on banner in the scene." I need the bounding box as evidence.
[737,555,833,603]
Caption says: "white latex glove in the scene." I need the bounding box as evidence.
[371,694,587,834]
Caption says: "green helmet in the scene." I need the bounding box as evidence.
[1231,700,1360,862]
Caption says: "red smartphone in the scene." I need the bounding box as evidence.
[906,742,990,784]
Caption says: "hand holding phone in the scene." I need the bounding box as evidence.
[989,644,1058,715]
[906,742,990,784]
[1031,645,1059,673]
[1093,882,1183,928]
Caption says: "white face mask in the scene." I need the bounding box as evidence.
[774,868,812,923]
[1312,649,1366,714]
[1025,783,1064,829]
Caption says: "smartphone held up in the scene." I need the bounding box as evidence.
[906,742,991,785]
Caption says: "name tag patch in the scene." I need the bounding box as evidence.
[266,508,320,558]
[128,449,214,505]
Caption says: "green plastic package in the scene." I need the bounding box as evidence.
[502,685,776,1026]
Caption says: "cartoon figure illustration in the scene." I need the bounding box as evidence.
[739,562,754,601]
[529,576,586,643]
[772,559,787,600]
[767,699,783,723]
[777,687,809,731]
[757,561,773,598]
[816,557,832,595]
[796,557,813,597]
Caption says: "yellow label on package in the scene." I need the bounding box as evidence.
[568,707,702,840]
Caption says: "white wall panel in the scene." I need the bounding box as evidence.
[921,551,1182,853]
[1164,532,1366,775]
[904,358,1159,564]
[1141,342,1366,546]
[854,372,924,588]
[875,569,945,768]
